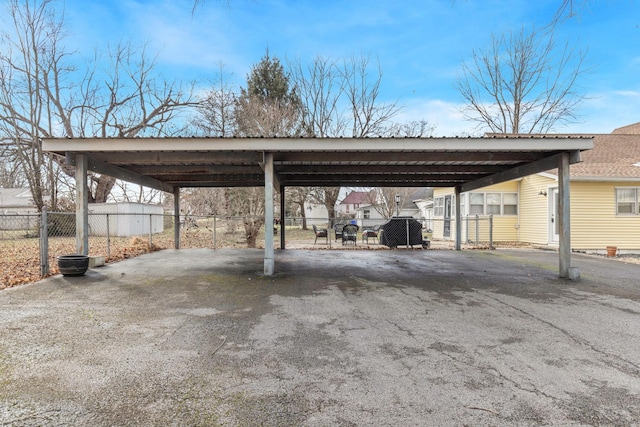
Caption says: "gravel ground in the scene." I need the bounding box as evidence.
[1,247,640,426]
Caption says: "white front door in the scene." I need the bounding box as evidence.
[549,188,559,244]
[443,195,452,238]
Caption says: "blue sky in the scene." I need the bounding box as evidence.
[54,0,640,135]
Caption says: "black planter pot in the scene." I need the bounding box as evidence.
[57,254,90,276]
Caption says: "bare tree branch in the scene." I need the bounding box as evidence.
[0,0,198,206]
[456,25,588,134]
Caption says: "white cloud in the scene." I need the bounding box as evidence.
[395,98,477,137]
[612,90,640,98]
[560,90,640,134]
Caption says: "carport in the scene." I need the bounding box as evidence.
[42,136,593,278]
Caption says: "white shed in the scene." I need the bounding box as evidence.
[88,203,164,237]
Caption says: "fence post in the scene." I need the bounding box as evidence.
[465,215,469,243]
[213,216,217,249]
[149,213,153,248]
[40,208,49,277]
[405,218,410,249]
[475,215,479,246]
[106,213,111,259]
[489,215,494,249]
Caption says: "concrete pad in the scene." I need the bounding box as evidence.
[1,248,640,425]
[88,255,105,268]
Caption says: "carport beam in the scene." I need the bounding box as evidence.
[264,153,275,275]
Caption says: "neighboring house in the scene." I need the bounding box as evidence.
[405,187,433,217]
[336,190,374,218]
[354,188,433,228]
[0,188,38,214]
[431,123,640,253]
[354,203,386,228]
[304,200,329,226]
[0,187,42,231]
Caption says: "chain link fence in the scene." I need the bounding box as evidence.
[1,212,496,289]
[1,212,275,289]
[0,213,42,289]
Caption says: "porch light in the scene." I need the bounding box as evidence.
[538,190,547,196]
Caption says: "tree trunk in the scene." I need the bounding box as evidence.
[244,217,264,248]
[92,175,117,203]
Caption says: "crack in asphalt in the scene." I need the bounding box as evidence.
[476,290,640,377]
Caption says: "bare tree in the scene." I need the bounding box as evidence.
[341,55,402,138]
[0,0,64,210]
[193,64,237,137]
[180,187,226,216]
[190,65,237,222]
[230,52,301,247]
[234,94,301,137]
[550,0,592,23]
[290,55,412,221]
[365,188,415,218]
[114,181,164,205]
[287,187,313,230]
[0,156,26,188]
[0,1,197,210]
[308,186,340,226]
[383,120,436,138]
[290,56,347,137]
[61,42,197,202]
[234,52,302,137]
[289,56,346,224]
[221,186,266,247]
[456,24,588,134]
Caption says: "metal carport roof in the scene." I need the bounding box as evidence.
[43,135,594,277]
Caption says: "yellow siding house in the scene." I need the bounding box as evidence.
[432,123,640,254]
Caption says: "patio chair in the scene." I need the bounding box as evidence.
[333,223,345,241]
[313,224,328,245]
[342,224,359,246]
[361,224,380,244]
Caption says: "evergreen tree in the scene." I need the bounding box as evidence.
[234,51,302,137]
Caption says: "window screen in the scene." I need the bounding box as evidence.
[486,193,501,215]
[469,193,484,215]
[616,188,637,214]
[503,193,518,215]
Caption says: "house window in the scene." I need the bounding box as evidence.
[469,193,485,215]
[503,193,518,215]
[363,209,370,219]
[434,197,444,216]
[486,193,501,215]
[467,192,518,215]
[616,188,638,215]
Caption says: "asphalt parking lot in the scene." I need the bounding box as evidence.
[1,247,640,426]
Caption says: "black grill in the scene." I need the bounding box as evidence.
[379,217,424,248]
